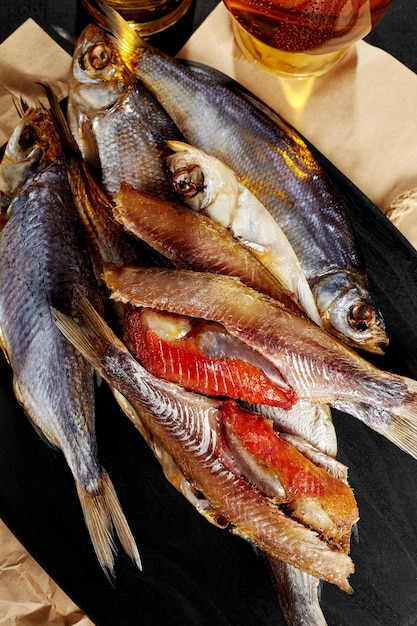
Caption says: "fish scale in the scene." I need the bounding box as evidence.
[83,1,388,353]
[102,265,417,460]
[0,164,100,476]
[53,293,356,591]
[122,52,354,275]
[67,24,185,199]
[0,108,141,575]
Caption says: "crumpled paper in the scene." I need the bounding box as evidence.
[177,3,417,248]
[0,519,94,625]
[0,18,72,146]
[1,6,417,623]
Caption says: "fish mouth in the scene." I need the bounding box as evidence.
[311,271,389,354]
[0,108,53,199]
[0,152,39,199]
[346,299,388,354]
[71,24,134,98]
[326,295,388,355]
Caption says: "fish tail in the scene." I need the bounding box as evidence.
[379,391,417,459]
[265,557,328,626]
[76,471,142,574]
[52,298,143,572]
[338,376,417,460]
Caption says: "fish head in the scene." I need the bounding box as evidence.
[312,271,388,354]
[68,24,135,116]
[166,140,239,228]
[67,24,137,178]
[82,0,147,73]
[0,107,64,207]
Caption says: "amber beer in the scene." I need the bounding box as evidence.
[223,0,392,77]
[102,0,193,35]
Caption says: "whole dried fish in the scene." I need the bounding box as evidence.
[84,0,388,354]
[166,140,321,325]
[52,293,358,592]
[42,83,148,282]
[0,107,141,574]
[103,265,417,460]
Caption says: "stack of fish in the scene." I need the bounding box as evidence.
[0,2,416,624]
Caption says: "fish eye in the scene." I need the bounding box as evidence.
[348,302,373,332]
[80,43,113,71]
[18,125,37,151]
[172,165,205,198]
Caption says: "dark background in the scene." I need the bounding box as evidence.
[1,1,417,626]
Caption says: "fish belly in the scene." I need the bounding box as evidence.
[0,164,100,468]
[131,51,361,281]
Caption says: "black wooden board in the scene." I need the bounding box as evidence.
[1,62,417,626]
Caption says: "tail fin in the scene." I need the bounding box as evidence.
[334,376,417,460]
[76,471,142,574]
[378,392,417,459]
[265,557,328,626]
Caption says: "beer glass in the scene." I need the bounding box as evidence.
[99,0,193,36]
[223,0,393,78]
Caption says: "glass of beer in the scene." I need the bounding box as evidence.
[222,0,393,78]
[96,0,194,36]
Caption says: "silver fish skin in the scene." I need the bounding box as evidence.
[52,293,355,592]
[266,559,327,626]
[67,24,184,199]
[0,108,141,574]
[166,140,321,326]
[41,83,161,284]
[85,0,388,354]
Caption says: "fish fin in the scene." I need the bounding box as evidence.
[82,0,147,63]
[76,471,142,574]
[51,293,129,374]
[0,327,11,365]
[13,377,63,450]
[40,84,103,184]
[166,139,191,153]
[52,299,143,571]
[378,394,417,459]
[386,187,417,227]
[238,90,297,140]
[79,120,103,182]
[335,377,417,460]
[39,83,80,156]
